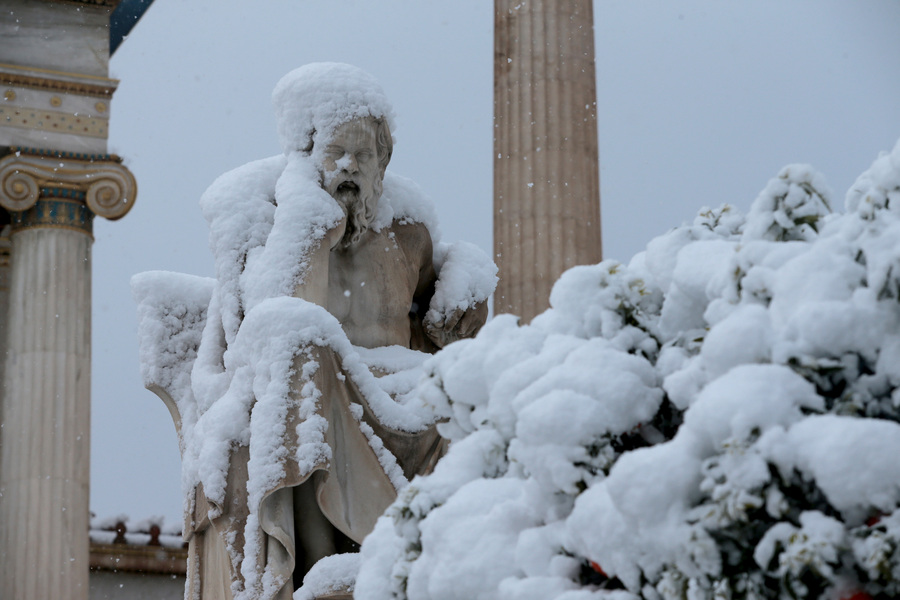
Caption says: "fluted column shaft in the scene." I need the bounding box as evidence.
[0,228,10,403]
[494,0,602,322]
[0,223,92,599]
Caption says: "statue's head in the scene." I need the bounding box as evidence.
[320,116,392,245]
[272,63,395,246]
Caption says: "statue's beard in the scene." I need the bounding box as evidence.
[331,177,381,248]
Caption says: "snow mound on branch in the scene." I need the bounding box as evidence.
[295,553,361,600]
[846,137,900,217]
[357,137,900,600]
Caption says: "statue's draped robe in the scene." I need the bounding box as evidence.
[204,344,444,599]
[158,150,488,598]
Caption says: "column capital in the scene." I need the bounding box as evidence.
[0,147,136,222]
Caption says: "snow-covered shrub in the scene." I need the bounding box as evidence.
[356,140,900,600]
[358,259,677,599]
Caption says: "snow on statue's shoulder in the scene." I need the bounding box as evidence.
[373,171,441,239]
[198,154,284,345]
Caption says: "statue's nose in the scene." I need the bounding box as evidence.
[344,154,359,173]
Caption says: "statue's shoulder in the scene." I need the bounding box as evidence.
[387,219,433,255]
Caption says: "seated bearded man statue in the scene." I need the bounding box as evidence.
[132,63,496,600]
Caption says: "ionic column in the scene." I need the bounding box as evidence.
[0,149,135,600]
[494,0,602,322]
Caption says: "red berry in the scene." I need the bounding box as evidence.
[841,591,872,600]
[589,561,607,577]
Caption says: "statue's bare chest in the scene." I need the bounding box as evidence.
[326,230,419,347]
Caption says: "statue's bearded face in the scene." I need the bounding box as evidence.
[321,118,383,247]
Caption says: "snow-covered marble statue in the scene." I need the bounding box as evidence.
[132,63,496,600]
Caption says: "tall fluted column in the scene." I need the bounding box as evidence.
[0,149,135,600]
[0,225,10,403]
[494,0,602,322]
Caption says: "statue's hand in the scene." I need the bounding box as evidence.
[424,300,488,348]
[324,210,348,250]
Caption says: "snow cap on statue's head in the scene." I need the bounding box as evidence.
[272,62,396,156]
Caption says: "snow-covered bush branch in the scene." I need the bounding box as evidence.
[356,140,900,600]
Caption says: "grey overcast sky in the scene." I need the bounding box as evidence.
[92,0,900,527]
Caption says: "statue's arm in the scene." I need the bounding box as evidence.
[393,222,437,353]
[413,226,438,306]
[291,213,347,306]
[422,238,492,348]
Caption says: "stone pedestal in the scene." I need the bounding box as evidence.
[494,0,602,322]
[0,150,135,600]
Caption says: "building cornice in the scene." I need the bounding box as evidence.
[0,63,119,98]
[38,0,121,9]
